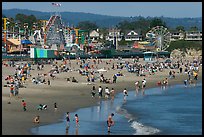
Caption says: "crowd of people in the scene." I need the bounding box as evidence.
[2,55,202,134]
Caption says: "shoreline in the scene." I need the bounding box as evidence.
[2,58,202,135]
[30,81,202,135]
[29,73,201,135]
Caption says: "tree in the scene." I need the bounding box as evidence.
[7,18,15,32]
[77,21,98,31]
[176,25,185,32]
[15,13,38,30]
[98,28,108,44]
[189,26,198,31]
[150,18,166,28]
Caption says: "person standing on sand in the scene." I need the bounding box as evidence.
[48,79,51,86]
[21,99,27,111]
[107,113,114,133]
[91,86,96,98]
[112,74,117,83]
[98,86,103,99]
[54,102,58,111]
[9,84,14,97]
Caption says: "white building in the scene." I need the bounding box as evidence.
[89,30,100,43]
[170,31,185,41]
[185,31,202,41]
[106,28,123,41]
[125,30,142,41]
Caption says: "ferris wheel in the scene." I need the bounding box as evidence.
[146,26,171,51]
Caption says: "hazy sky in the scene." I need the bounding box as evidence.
[2,2,202,18]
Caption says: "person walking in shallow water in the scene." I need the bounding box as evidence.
[66,112,70,127]
[135,81,139,94]
[110,88,115,100]
[123,88,128,101]
[107,113,114,133]
[74,114,79,127]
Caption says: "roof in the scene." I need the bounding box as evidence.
[143,51,157,54]
[7,39,21,45]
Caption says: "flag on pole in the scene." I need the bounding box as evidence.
[52,2,61,7]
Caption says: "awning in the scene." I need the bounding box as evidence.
[21,39,32,45]
[7,39,21,45]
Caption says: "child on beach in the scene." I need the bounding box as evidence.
[21,99,27,111]
[107,113,114,133]
[33,115,40,123]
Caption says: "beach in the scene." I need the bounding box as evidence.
[2,57,202,135]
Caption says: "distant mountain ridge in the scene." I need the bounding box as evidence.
[2,9,202,30]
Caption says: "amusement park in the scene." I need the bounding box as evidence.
[2,4,172,61]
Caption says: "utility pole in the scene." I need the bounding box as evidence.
[113,27,119,50]
[3,18,8,51]
[115,28,118,50]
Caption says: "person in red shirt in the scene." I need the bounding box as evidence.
[10,84,14,97]
[74,114,79,127]
[22,99,27,111]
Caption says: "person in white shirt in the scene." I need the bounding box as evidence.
[98,86,103,98]
[123,88,128,101]
[105,87,110,99]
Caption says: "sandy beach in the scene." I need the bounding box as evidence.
[2,57,202,135]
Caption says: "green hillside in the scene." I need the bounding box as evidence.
[2,9,202,30]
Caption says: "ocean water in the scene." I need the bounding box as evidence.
[31,82,202,135]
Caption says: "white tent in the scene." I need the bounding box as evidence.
[97,69,107,72]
